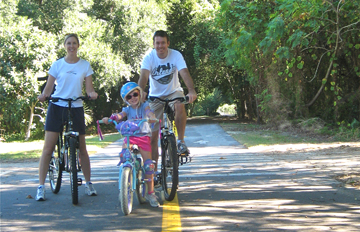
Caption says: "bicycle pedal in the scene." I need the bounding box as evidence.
[179,155,191,165]
[77,178,82,186]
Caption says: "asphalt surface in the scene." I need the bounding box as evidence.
[1,122,360,231]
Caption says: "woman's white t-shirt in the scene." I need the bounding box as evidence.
[141,48,187,97]
[48,58,93,107]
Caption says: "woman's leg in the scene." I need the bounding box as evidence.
[78,134,91,182]
[39,131,59,185]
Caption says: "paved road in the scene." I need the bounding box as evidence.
[1,122,360,231]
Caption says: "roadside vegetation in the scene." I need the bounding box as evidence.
[220,117,360,148]
[0,133,121,162]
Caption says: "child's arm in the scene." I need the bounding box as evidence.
[110,111,127,122]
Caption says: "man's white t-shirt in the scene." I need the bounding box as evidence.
[141,48,187,97]
[48,58,94,107]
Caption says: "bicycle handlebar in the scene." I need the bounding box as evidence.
[97,118,159,126]
[48,96,91,102]
[96,118,159,140]
[148,96,189,103]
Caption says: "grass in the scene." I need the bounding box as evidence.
[1,149,43,161]
[85,133,121,148]
[0,133,122,162]
[219,122,330,147]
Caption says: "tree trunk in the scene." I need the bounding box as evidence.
[25,103,35,141]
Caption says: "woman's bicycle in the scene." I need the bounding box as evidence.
[97,118,157,215]
[148,96,190,201]
[47,96,89,205]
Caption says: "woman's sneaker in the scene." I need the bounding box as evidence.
[145,192,160,208]
[85,182,97,196]
[35,185,45,201]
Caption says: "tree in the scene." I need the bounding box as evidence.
[216,0,360,124]
[0,0,57,139]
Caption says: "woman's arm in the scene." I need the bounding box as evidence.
[38,74,56,102]
[85,75,98,99]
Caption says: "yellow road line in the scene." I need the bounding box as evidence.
[162,193,181,232]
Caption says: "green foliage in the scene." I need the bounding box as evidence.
[2,0,360,141]
[216,0,360,125]
[192,88,226,116]
[0,2,57,135]
[89,0,167,73]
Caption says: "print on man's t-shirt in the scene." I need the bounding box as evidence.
[151,63,175,85]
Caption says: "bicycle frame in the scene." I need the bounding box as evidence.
[148,96,189,201]
[51,97,87,172]
[97,118,155,215]
[48,96,89,205]
[148,96,190,163]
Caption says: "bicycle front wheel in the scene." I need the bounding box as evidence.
[49,135,63,193]
[119,167,133,215]
[161,134,179,201]
[69,137,78,205]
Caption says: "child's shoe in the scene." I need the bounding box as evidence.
[145,192,160,208]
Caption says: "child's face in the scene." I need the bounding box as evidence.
[126,90,140,106]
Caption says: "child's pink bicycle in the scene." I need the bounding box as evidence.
[97,118,159,215]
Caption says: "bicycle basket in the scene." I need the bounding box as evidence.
[116,120,151,136]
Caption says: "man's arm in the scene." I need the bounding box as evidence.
[179,68,197,103]
[138,69,150,101]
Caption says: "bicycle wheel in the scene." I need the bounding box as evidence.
[119,167,133,215]
[161,134,179,201]
[69,137,78,205]
[136,168,147,204]
[49,135,62,193]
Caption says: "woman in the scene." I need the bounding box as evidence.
[36,33,98,201]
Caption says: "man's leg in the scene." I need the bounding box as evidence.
[175,103,187,142]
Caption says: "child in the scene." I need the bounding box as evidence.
[102,82,159,208]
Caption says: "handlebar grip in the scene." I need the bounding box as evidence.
[97,119,114,124]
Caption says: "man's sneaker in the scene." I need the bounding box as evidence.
[85,182,97,196]
[177,140,189,154]
[145,192,160,208]
[35,185,45,201]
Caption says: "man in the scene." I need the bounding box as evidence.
[138,30,197,171]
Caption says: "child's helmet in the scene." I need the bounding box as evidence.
[120,82,142,104]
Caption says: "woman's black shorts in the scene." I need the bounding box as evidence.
[45,103,86,135]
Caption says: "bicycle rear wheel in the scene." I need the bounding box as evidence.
[136,168,147,204]
[69,137,78,205]
[49,135,63,193]
[119,167,133,215]
[161,134,179,201]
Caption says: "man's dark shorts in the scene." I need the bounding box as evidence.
[45,103,86,135]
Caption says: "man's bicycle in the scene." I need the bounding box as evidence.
[47,96,89,205]
[97,118,157,215]
[148,96,191,201]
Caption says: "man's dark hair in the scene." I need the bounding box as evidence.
[153,30,170,42]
